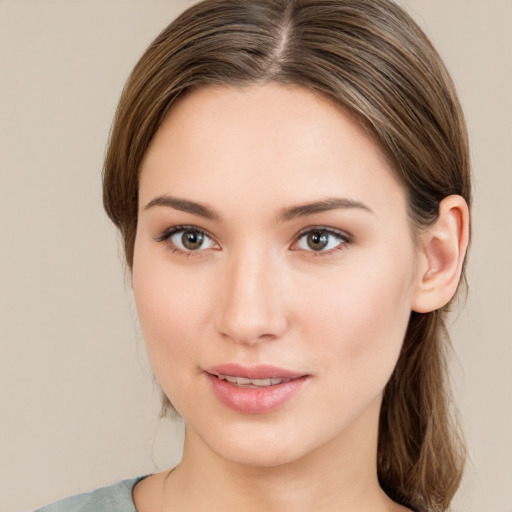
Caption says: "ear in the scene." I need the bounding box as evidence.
[412,195,470,313]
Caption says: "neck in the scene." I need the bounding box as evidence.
[164,397,401,512]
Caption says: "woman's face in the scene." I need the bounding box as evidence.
[133,84,422,467]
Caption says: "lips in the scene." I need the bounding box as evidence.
[204,364,310,414]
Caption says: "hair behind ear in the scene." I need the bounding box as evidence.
[378,309,465,512]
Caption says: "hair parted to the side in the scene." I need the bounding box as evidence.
[103,1,471,510]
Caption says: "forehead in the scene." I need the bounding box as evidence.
[139,84,406,221]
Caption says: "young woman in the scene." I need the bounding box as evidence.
[36,0,471,511]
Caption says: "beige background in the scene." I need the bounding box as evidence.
[1,1,511,511]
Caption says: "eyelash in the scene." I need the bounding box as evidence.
[154,225,352,258]
[154,225,219,257]
[292,227,351,257]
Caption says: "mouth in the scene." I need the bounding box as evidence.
[204,364,310,414]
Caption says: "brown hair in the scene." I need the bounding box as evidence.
[103,1,470,510]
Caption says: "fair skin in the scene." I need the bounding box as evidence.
[131,84,469,512]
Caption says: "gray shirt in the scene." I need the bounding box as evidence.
[34,477,146,512]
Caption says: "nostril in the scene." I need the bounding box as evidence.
[216,318,286,345]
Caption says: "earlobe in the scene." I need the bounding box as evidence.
[412,195,470,313]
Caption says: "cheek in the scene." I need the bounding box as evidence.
[131,252,216,380]
[293,253,414,388]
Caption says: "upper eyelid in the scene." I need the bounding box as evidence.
[294,226,352,241]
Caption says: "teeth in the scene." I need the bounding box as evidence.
[252,378,271,386]
[217,374,290,387]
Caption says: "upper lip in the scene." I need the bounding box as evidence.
[205,364,306,380]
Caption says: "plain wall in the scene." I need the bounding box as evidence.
[1,1,510,511]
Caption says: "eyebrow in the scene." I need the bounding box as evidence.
[277,197,373,222]
[144,195,221,221]
[143,195,373,222]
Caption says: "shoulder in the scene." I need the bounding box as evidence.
[33,476,147,512]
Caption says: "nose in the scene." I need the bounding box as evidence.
[214,248,288,345]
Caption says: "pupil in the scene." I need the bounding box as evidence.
[307,231,328,251]
[182,231,203,250]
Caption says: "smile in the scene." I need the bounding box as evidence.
[204,364,310,414]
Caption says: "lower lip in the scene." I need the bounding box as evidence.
[206,374,309,414]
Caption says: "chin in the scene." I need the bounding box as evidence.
[188,413,345,470]
[213,437,307,468]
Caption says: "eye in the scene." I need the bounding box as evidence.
[156,226,218,253]
[293,228,350,254]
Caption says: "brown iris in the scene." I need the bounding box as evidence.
[181,230,204,250]
[306,231,329,251]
